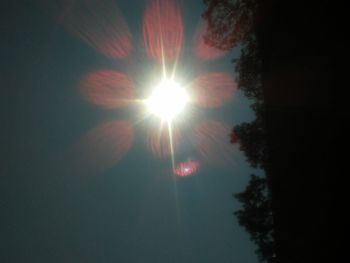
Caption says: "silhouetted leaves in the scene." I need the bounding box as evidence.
[234,35,262,101]
[234,174,275,262]
[202,0,266,169]
[231,35,266,169]
[232,118,267,169]
[202,1,274,262]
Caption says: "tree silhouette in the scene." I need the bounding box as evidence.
[231,35,266,169]
[234,174,275,262]
[234,35,262,101]
[202,0,266,169]
[202,1,274,262]
[231,117,267,169]
[230,34,267,170]
[203,0,337,262]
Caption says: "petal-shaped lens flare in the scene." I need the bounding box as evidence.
[79,70,134,109]
[142,0,183,61]
[193,21,227,61]
[70,120,133,176]
[174,160,199,177]
[55,0,132,59]
[146,124,181,158]
[192,120,235,166]
[191,73,237,108]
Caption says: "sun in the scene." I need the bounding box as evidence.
[145,78,189,121]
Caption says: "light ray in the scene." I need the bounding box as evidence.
[160,36,167,79]
[191,72,237,108]
[192,120,237,167]
[167,121,176,172]
[170,55,180,80]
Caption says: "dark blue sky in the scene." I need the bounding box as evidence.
[1,1,262,262]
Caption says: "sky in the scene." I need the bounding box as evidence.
[1,0,262,262]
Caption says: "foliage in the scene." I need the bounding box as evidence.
[202,0,266,169]
[232,35,266,169]
[234,35,262,101]
[231,117,267,169]
[202,1,275,262]
[234,174,275,262]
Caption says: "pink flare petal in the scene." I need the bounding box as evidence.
[70,120,133,176]
[191,72,237,108]
[174,160,199,177]
[192,120,235,167]
[142,0,183,61]
[193,21,227,61]
[79,70,134,109]
[57,0,132,59]
[146,125,181,158]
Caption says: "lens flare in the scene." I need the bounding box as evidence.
[54,0,132,59]
[193,21,227,61]
[70,121,133,176]
[55,0,239,174]
[191,73,237,108]
[192,120,236,167]
[146,124,181,158]
[79,70,134,109]
[174,160,199,177]
[146,79,189,121]
[143,0,183,61]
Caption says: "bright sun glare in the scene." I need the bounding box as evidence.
[146,78,189,121]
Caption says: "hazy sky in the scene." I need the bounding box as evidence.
[1,1,262,262]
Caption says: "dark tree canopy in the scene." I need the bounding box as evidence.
[231,35,266,169]
[232,118,267,169]
[234,175,275,262]
[202,1,274,262]
[202,0,266,170]
[234,35,262,101]
[203,0,338,262]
